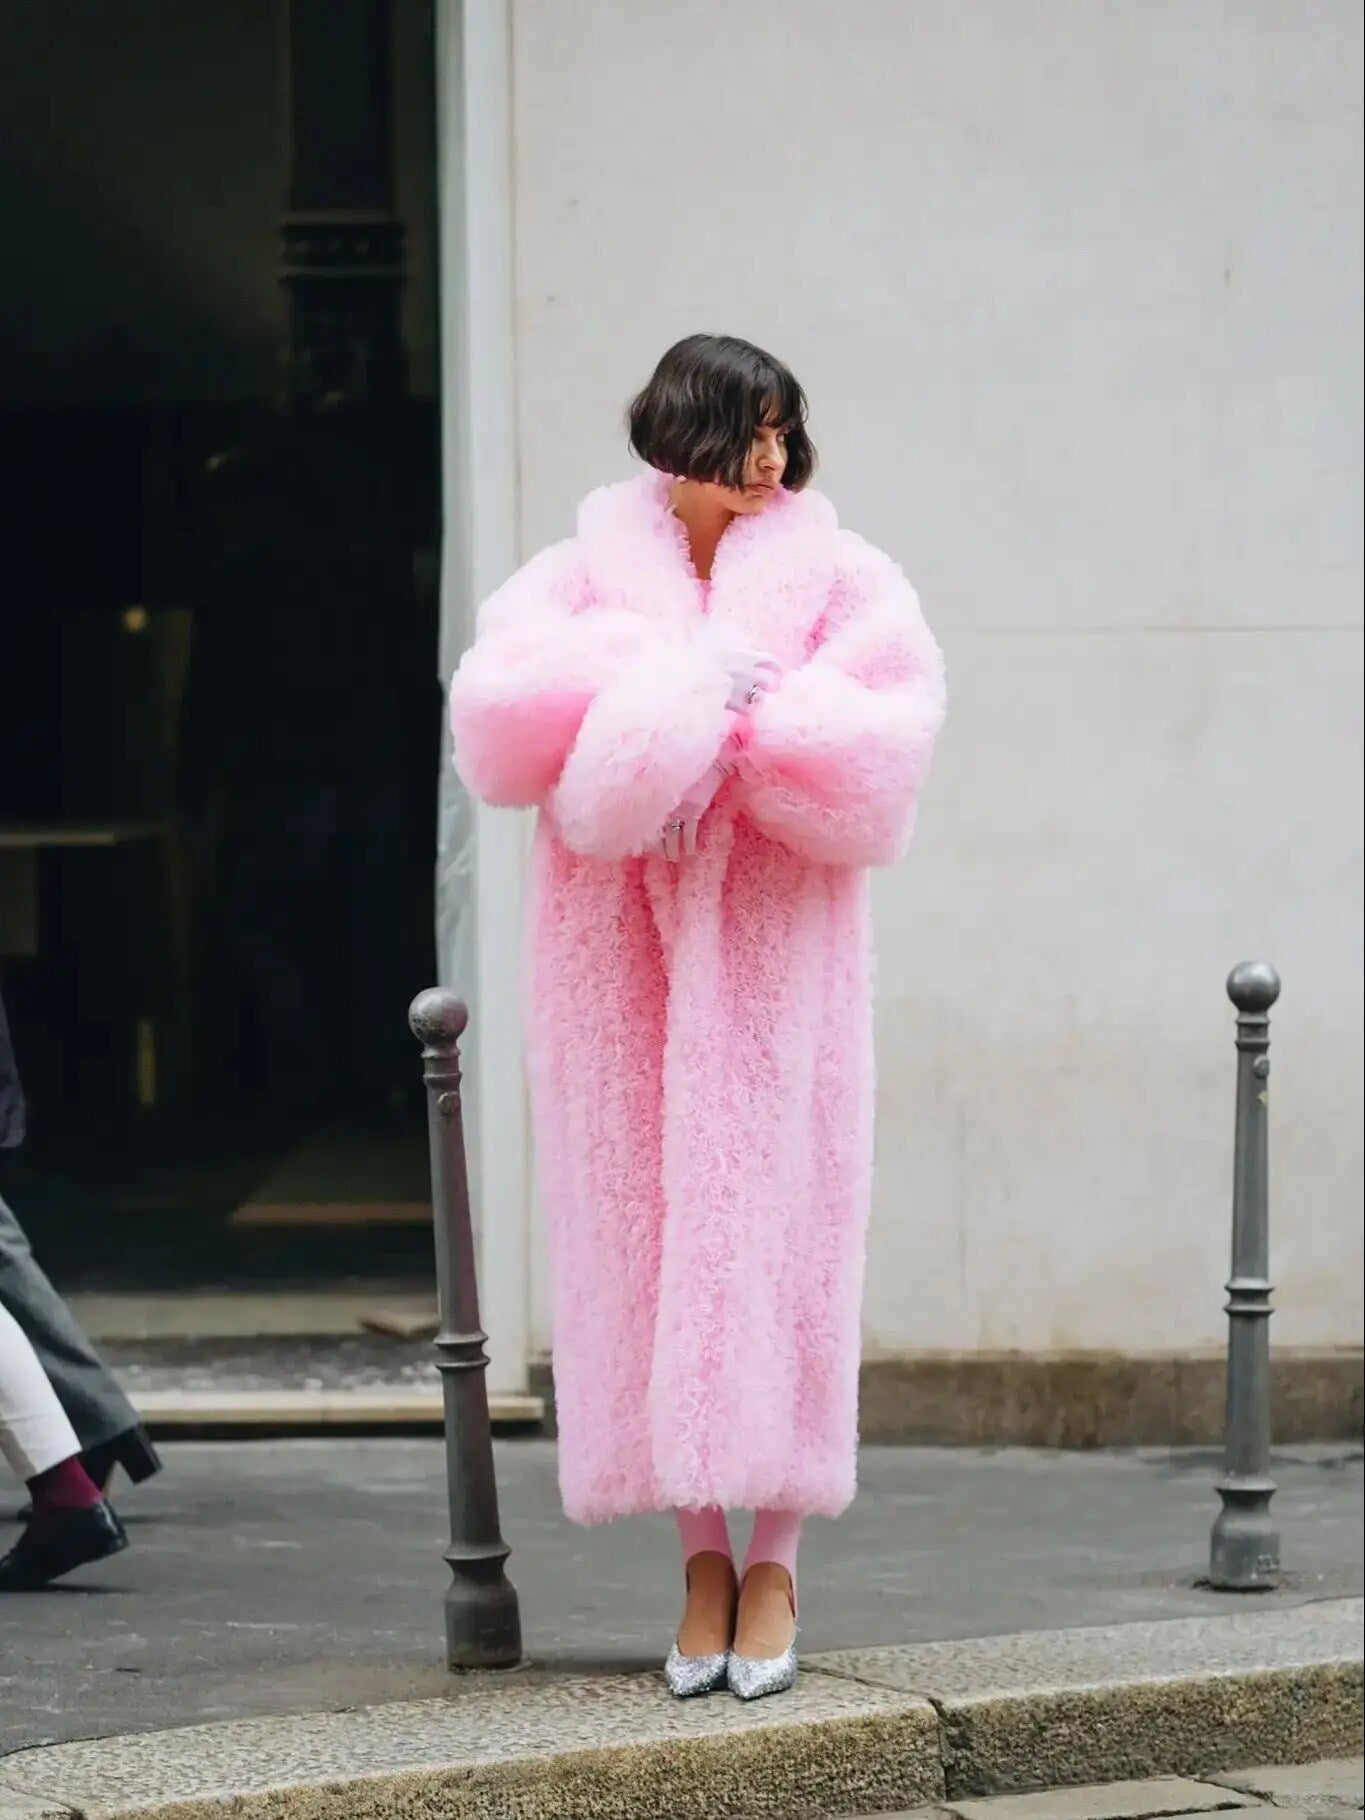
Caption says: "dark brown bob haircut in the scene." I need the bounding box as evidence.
[627,334,817,492]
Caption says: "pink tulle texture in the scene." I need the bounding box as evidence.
[449,472,945,1523]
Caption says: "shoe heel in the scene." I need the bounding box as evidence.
[116,1429,162,1485]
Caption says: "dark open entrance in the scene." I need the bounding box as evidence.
[0,1,442,1302]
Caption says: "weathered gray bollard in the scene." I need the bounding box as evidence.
[1209,961,1281,1591]
[409,989,522,1667]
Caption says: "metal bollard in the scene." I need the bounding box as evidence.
[410,989,522,1668]
[1209,961,1281,1591]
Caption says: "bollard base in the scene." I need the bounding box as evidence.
[1209,1479,1281,1591]
[445,1572,524,1671]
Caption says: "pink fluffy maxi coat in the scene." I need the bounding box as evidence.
[449,471,945,1524]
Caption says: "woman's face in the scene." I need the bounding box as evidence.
[701,421,789,516]
[732,420,788,512]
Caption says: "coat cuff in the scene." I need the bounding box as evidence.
[551,644,733,859]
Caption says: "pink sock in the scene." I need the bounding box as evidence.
[27,1455,103,1516]
[674,1505,732,1565]
[742,1507,803,1596]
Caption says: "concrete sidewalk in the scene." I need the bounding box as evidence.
[1,1442,1360,1817]
[0,1602,1359,1818]
[2,1441,1361,1754]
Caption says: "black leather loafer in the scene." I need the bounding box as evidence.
[0,1500,129,1591]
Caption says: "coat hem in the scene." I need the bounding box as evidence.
[561,1483,857,1526]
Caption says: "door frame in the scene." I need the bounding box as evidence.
[434,0,531,1397]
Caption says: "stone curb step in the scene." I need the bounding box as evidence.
[132,1387,544,1430]
[70,1290,438,1343]
[0,1599,1359,1820]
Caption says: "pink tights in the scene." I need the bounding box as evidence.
[674,1506,803,1586]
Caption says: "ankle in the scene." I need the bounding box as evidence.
[684,1549,735,1584]
[740,1560,796,1602]
[26,1456,104,1516]
[734,1562,798,1656]
[677,1551,737,1655]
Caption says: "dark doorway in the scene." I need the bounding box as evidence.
[0,1,442,1295]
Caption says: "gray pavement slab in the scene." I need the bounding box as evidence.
[1213,1756,1364,1807]
[941,1778,1258,1817]
[855,1757,1365,1818]
[1,1441,1360,1757]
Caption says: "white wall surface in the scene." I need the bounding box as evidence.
[506,0,1363,1354]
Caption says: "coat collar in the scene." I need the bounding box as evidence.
[576,470,841,654]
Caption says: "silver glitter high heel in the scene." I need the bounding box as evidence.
[664,1554,735,1697]
[728,1567,799,1701]
[727,1635,798,1701]
[663,1640,730,1698]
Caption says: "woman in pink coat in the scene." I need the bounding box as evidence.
[450,334,945,1700]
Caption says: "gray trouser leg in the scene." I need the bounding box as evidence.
[0,1191,139,1453]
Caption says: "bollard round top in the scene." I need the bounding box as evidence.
[1227,961,1280,1013]
[409,989,470,1045]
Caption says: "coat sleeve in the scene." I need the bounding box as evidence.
[735,530,946,867]
[448,541,734,860]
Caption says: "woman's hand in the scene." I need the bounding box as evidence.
[652,654,781,860]
[712,645,782,714]
[655,715,755,859]
[656,752,736,860]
